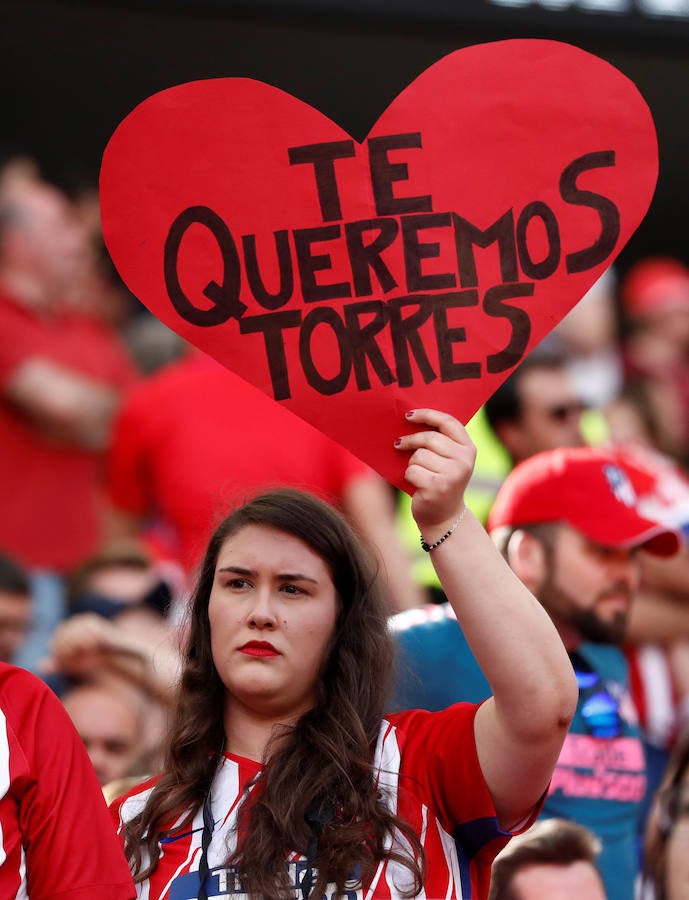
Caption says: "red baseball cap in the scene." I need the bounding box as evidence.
[622,257,689,319]
[487,447,680,557]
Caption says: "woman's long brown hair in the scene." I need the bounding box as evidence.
[122,488,424,898]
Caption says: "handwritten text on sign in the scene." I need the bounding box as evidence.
[100,40,657,488]
[164,139,618,401]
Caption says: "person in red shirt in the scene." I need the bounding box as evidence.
[0,173,138,573]
[112,408,577,900]
[0,169,139,672]
[0,661,135,898]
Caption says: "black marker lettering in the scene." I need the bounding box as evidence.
[432,290,481,382]
[515,202,561,280]
[242,230,294,310]
[288,140,356,223]
[387,295,437,388]
[299,307,352,395]
[560,151,620,274]
[452,211,518,288]
[368,133,433,216]
[343,300,395,391]
[164,206,246,326]
[483,282,535,373]
[345,218,399,296]
[401,212,456,293]
[293,225,352,303]
[238,309,302,401]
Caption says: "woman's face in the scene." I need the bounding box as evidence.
[665,769,689,900]
[208,524,339,726]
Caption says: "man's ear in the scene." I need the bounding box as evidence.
[506,529,548,591]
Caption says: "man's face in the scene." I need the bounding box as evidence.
[510,860,606,899]
[507,367,586,463]
[62,686,142,786]
[7,183,88,294]
[535,524,641,646]
[0,590,32,663]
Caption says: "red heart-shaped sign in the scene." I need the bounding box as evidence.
[100,39,657,490]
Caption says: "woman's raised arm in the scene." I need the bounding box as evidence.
[396,408,577,829]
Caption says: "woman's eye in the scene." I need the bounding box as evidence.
[227,578,250,589]
[281,583,303,595]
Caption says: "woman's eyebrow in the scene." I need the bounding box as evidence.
[216,565,318,584]
[277,572,319,584]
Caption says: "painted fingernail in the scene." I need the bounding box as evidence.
[405,410,415,418]
[394,438,402,447]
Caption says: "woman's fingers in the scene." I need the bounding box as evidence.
[394,409,476,533]
[405,447,451,475]
[402,408,472,444]
[395,409,475,472]
[396,429,457,460]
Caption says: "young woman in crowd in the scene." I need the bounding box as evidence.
[112,408,577,899]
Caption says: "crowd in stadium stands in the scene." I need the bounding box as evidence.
[5,149,689,898]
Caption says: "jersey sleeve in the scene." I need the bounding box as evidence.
[391,704,542,837]
[3,668,136,899]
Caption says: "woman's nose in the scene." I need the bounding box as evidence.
[247,588,278,629]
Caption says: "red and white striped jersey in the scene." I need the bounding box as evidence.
[114,703,528,899]
[0,662,136,899]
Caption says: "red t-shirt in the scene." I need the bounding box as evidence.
[0,662,136,899]
[113,703,531,899]
[107,353,371,570]
[0,291,138,571]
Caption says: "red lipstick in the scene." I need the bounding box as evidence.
[239,641,280,658]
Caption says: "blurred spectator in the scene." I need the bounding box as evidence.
[0,552,32,664]
[47,610,177,775]
[49,540,183,698]
[68,537,185,628]
[605,379,675,458]
[622,256,689,467]
[488,818,605,900]
[0,661,135,897]
[0,165,139,670]
[45,540,184,773]
[545,266,624,409]
[642,728,689,899]
[583,402,689,821]
[48,610,180,705]
[66,173,186,373]
[0,151,40,194]
[105,348,423,611]
[62,679,146,786]
[483,352,587,465]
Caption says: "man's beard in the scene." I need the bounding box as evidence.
[538,577,630,645]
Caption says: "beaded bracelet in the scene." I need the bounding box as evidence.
[419,506,467,552]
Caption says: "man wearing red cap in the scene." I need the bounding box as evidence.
[391,446,679,900]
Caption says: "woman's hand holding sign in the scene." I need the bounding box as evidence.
[396,408,474,546]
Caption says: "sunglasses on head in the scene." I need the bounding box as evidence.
[570,651,623,739]
[545,401,587,422]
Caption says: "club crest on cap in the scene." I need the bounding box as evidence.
[603,464,637,509]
